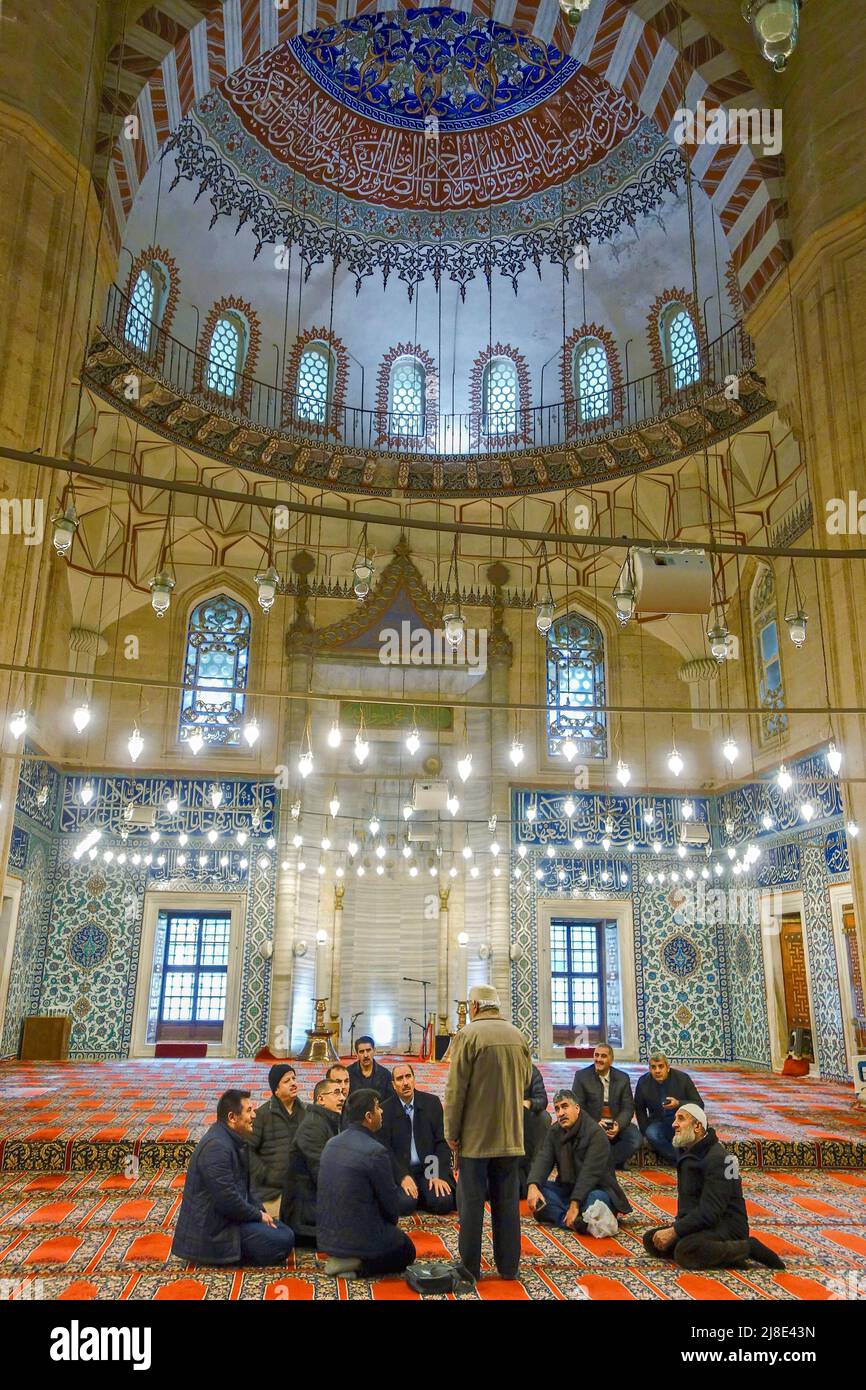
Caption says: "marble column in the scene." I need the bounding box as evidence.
[437,884,450,1025]
[328,883,345,1044]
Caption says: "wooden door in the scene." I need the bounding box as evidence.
[780,912,813,1057]
[842,906,866,1050]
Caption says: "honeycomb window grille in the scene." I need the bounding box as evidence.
[179,594,251,747]
[482,356,519,435]
[388,356,426,436]
[546,612,607,760]
[573,338,611,421]
[296,343,333,424]
[206,314,245,397]
[660,303,700,390]
[751,564,788,742]
[125,268,157,354]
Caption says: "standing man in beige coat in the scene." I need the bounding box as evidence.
[444,984,533,1281]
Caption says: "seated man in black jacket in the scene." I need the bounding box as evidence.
[634,1051,704,1164]
[173,1089,295,1267]
[378,1062,455,1215]
[520,1064,552,1198]
[248,1064,305,1216]
[643,1104,784,1270]
[317,1088,416,1279]
[526,1089,632,1234]
[572,1042,641,1169]
[281,1077,344,1243]
[347,1036,393,1102]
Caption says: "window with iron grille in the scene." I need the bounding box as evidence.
[573,338,611,421]
[388,356,425,436]
[546,611,607,759]
[661,304,700,389]
[157,911,230,1039]
[550,919,606,1038]
[482,356,519,435]
[206,315,244,396]
[297,343,333,423]
[179,594,251,746]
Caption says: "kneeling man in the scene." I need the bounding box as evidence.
[282,1077,344,1241]
[643,1104,785,1270]
[173,1089,295,1267]
[379,1062,455,1215]
[317,1088,416,1279]
[634,1051,703,1164]
[527,1089,632,1234]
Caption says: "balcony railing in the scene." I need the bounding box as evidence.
[100,282,754,460]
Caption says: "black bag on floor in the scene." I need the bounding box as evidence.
[405,1260,476,1295]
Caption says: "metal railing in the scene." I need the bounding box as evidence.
[100,283,754,459]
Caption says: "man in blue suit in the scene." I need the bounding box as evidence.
[316,1088,416,1279]
[172,1089,295,1267]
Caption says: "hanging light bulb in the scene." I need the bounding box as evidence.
[525,800,537,822]
[462,842,473,861]
[799,800,815,822]
[254,564,280,613]
[242,717,260,747]
[601,835,611,852]
[616,760,631,786]
[166,796,179,815]
[446,792,460,816]
[354,727,369,765]
[149,570,175,618]
[517,844,527,859]
[776,764,792,792]
[786,609,807,648]
[369,815,380,836]
[210,784,223,810]
[322,836,332,851]
[128,725,144,763]
[846,820,860,838]
[51,502,78,555]
[292,833,303,849]
[457,751,473,783]
[563,796,576,817]
[535,599,555,636]
[611,565,636,627]
[722,735,739,765]
[644,806,655,825]
[187,730,204,755]
[707,623,729,663]
[509,739,524,767]
[298,749,313,779]
[290,799,301,821]
[352,553,374,600]
[668,745,684,777]
[72,702,91,734]
[327,720,342,749]
[79,780,95,806]
[681,799,694,821]
[561,737,578,763]
[443,608,465,648]
[573,837,584,850]
[347,838,358,857]
[207,828,218,845]
[9,709,27,739]
[761,812,774,830]
[742,0,801,72]
[402,802,413,821]
[405,725,421,756]
[329,790,340,818]
[827,742,843,776]
[489,840,500,857]
[652,840,662,855]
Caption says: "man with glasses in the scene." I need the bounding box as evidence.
[281,1077,344,1243]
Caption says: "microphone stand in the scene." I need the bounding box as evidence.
[348,1011,363,1056]
[403,976,432,1037]
[407,1018,425,1058]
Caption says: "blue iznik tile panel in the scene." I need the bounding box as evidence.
[60,775,276,836]
[513,789,711,852]
[800,842,849,1081]
[15,751,61,831]
[716,755,842,845]
[1,830,52,1058]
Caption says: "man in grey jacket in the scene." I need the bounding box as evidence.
[444,984,532,1282]
[527,1089,632,1233]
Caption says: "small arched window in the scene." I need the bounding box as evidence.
[179,594,252,748]
[483,356,519,435]
[660,302,700,389]
[751,565,787,742]
[546,612,607,760]
[124,263,168,354]
[296,342,334,424]
[206,312,247,398]
[388,355,426,437]
[573,338,611,421]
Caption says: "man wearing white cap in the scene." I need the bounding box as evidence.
[642,1104,785,1271]
[444,984,532,1281]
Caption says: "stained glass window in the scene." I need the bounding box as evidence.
[388,356,425,436]
[546,612,607,759]
[483,356,519,435]
[573,338,611,421]
[297,343,333,423]
[206,314,245,397]
[660,303,700,390]
[550,919,605,1039]
[752,565,787,741]
[179,594,251,746]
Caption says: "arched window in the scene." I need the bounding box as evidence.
[179,594,252,747]
[124,262,168,354]
[573,337,611,421]
[388,355,426,436]
[659,301,700,389]
[206,313,247,397]
[296,341,334,424]
[483,356,520,436]
[751,566,787,741]
[546,612,607,760]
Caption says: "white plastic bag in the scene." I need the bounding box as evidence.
[583,1199,618,1238]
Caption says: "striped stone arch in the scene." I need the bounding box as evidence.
[101,0,787,311]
